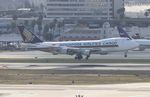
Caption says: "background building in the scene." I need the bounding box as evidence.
[125,0,150,5]
[46,0,124,20]
[125,0,150,18]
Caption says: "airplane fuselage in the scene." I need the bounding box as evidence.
[20,37,139,54]
[17,25,139,59]
[132,39,150,51]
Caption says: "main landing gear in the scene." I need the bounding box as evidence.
[124,51,128,58]
[75,53,90,60]
[75,53,83,60]
[85,55,90,60]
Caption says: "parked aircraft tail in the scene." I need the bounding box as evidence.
[117,25,132,40]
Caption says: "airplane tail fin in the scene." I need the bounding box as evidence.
[117,25,132,40]
[17,26,43,43]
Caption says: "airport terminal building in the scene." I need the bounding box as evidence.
[46,0,124,20]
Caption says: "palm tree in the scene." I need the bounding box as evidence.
[24,20,29,27]
[47,19,59,40]
[43,24,50,40]
[117,8,125,19]
[31,20,36,32]
[53,18,58,26]
[57,21,64,36]
[49,22,55,40]
[11,15,18,33]
[78,20,88,26]
[36,14,43,36]
[6,24,10,33]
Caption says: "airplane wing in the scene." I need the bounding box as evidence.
[50,45,110,56]
[48,45,93,56]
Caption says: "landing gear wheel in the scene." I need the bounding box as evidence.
[124,54,127,58]
[75,56,78,60]
[124,51,128,58]
[85,55,90,60]
[75,53,83,60]
[77,55,83,60]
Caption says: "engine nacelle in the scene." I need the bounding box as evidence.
[56,47,67,54]
[54,47,91,56]
[132,46,145,51]
[81,50,91,56]
[54,47,76,55]
[138,46,145,51]
[99,52,108,55]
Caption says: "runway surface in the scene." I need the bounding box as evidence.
[0,50,150,59]
[0,50,149,75]
[1,63,150,70]
[1,83,150,97]
[0,51,149,96]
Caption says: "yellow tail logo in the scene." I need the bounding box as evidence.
[23,29,34,42]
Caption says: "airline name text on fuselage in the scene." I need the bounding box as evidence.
[60,41,118,47]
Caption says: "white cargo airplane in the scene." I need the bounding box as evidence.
[117,25,150,51]
[17,26,139,60]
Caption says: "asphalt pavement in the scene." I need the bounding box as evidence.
[1,83,150,97]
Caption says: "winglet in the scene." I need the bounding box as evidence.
[18,25,43,43]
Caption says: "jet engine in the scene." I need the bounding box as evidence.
[53,47,91,56]
[54,47,76,55]
[99,52,108,55]
[81,49,91,56]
